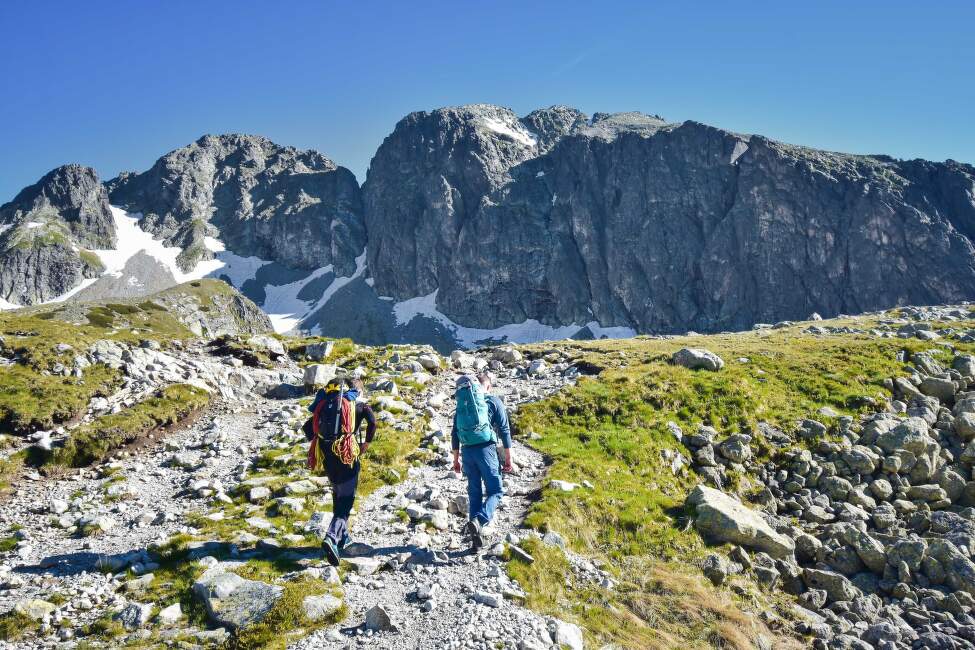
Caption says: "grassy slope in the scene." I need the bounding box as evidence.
[511,313,975,649]
[44,383,211,469]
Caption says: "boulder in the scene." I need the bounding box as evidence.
[14,599,56,620]
[305,341,335,361]
[927,539,975,596]
[875,417,934,455]
[672,348,725,371]
[687,485,795,558]
[802,568,860,603]
[303,364,337,388]
[954,355,975,377]
[115,601,154,630]
[364,603,399,632]
[193,564,283,630]
[247,335,286,358]
[302,593,343,621]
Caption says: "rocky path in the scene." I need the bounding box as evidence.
[290,368,580,650]
[0,346,587,649]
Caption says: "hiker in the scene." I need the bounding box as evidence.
[304,377,376,565]
[451,370,512,549]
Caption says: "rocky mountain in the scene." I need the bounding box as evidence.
[2,106,974,348]
[106,134,365,275]
[0,165,116,306]
[370,108,975,334]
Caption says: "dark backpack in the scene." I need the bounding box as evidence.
[313,389,355,440]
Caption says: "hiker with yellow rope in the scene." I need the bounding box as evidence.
[303,377,376,566]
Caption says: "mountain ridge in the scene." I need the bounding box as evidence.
[1,105,973,349]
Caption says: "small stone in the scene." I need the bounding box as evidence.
[302,593,343,621]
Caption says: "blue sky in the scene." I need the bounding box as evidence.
[1,1,972,202]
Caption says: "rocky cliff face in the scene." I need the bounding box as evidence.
[107,134,365,275]
[367,106,975,334]
[0,164,114,305]
[363,104,576,299]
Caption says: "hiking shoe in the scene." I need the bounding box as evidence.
[463,519,484,550]
[322,538,341,566]
[462,519,481,539]
[338,534,352,551]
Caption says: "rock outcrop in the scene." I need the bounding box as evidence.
[107,134,365,274]
[362,104,547,299]
[0,164,115,305]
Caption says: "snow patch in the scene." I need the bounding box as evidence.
[25,221,44,229]
[480,117,537,148]
[204,236,226,253]
[393,290,635,348]
[730,140,749,165]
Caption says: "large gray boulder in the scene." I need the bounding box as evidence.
[672,348,725,371]
[687,485,795,558]
[0,164,115,305]
[108,134,365,274]
[927,539,975,596]
[192,563,283,629]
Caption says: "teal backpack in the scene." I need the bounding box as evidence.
[454,375,494,446]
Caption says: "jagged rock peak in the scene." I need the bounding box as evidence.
[107,133,365,275]
[520,106,589,153]
[0,164,114,306]
[0,164,115,249]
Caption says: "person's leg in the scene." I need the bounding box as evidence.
[476,444,504,525]
[461,446,483,522]
[326,457,360,544]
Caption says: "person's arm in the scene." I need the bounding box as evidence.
[308,389,324,413]
[451,418,462,473]
[358,403,377,450]
[490,397,513,471]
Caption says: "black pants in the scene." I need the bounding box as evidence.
[322,441,360,544]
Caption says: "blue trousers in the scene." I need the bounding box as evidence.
[461,443,504,525]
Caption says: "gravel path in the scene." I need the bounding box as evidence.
[0,348,589,649]
[289,369,569,650]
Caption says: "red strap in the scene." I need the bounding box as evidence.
[312,398,325,437]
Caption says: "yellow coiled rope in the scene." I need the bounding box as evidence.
[332,433,360,467]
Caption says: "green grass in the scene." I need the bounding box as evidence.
[511,321,975,649]
[42,384,211,468]
[0,611,39,641]
[0,291,208,435]
[79,249,105,273]
[0,535,18,552]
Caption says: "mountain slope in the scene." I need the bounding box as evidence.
[0,165,116,306]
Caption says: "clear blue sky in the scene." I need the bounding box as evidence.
[1,1,972,202]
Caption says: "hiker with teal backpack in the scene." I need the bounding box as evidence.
[451,371,512,549]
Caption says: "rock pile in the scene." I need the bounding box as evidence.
[688,349,975,649]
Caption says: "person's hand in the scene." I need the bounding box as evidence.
[452,459,462,474]
[360,442,369,455]
[503,459,513,473]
